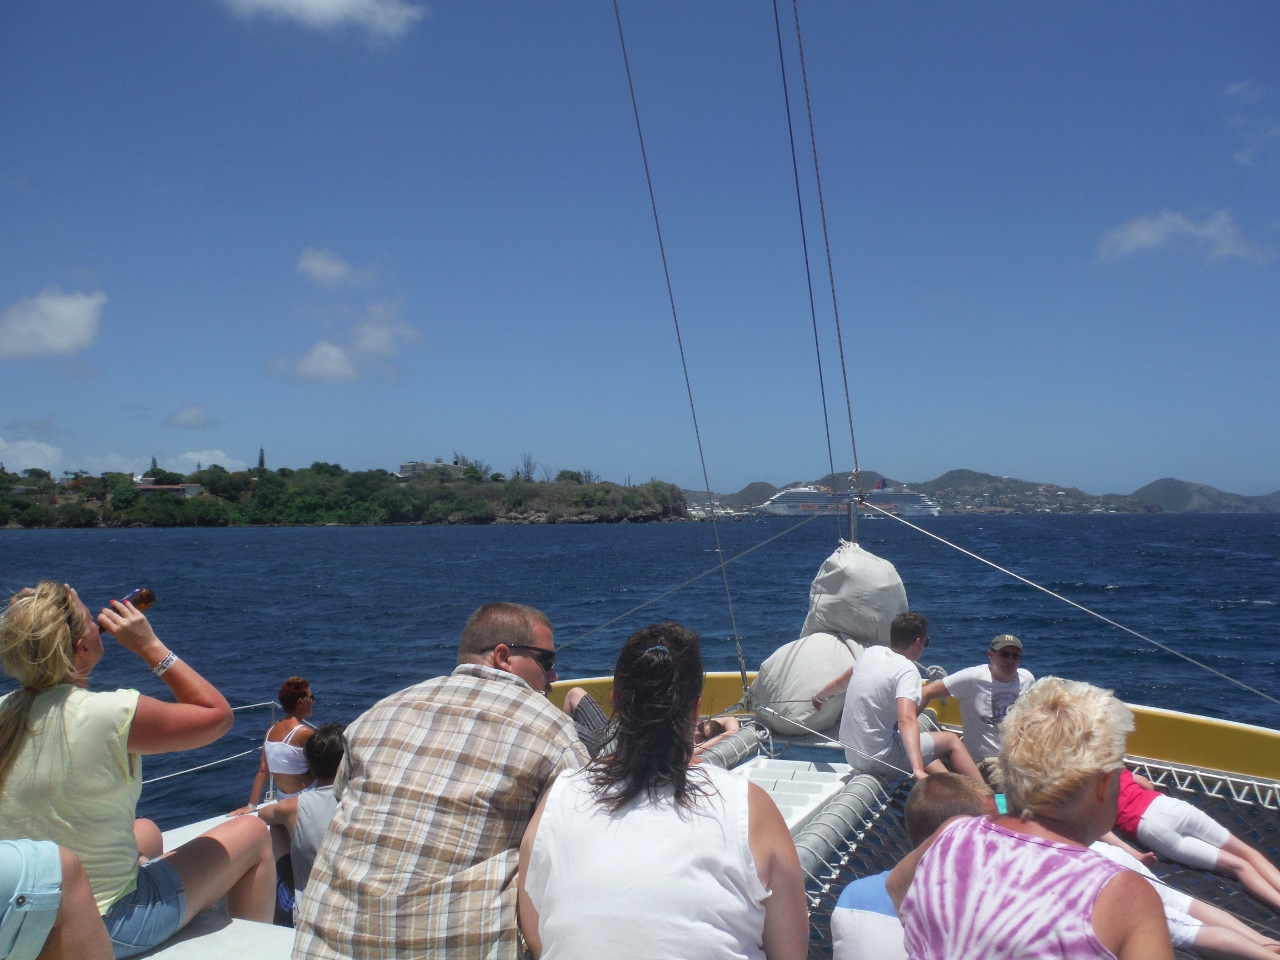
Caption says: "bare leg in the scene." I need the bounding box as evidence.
[269,823,291,862]
[1223,837,1280,900]
[562,687,587,715]
[134,818,164,861]
[1215,848,1280,913]
[1191,926,1280,960]
[37,848,113,960]
[931,731,983,781]
[165,816,274,925]
[1187,900,1278,946]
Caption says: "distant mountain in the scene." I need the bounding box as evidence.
[681,482,780,511]
[1130,478,1279,513]
[812,471,893,494]
[720,482,781,511]
[689,471,1278,515]
[913,470,1157,514]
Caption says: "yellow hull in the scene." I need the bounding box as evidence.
[550,670,757,721]
[553,672,1280,782]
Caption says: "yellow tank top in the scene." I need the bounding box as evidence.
[0,685,142,913]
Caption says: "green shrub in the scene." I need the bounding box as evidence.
[125,494,184,527]
[18,504,53,528]
[179,497,231,527]
[55,503,98,528]
[110,483,139,510]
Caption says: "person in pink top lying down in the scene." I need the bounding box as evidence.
[1113,767,1280,914]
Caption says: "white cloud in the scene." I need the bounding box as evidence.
[296,341,359,381]
[170,450,247,473]
[297,248,375,287]
[0,436,61,473]
[1227,116,1280,167]
[1225,80,1266,103]
[225,0,425,40]
[165,404,218,429]
[0,288,106,359]
[351,300,419,356]
[292,301,420,382]
[1098,210,1271,264]
[1222,81,1279,167]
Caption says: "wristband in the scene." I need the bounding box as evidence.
[152,652,179,677]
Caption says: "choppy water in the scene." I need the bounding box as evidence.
[2,513,1277,827]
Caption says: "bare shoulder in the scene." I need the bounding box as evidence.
[1093,870,1173,960]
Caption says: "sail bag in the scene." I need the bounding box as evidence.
[751,541,908,735]
[799,541,908,646]
[751,632,861,735]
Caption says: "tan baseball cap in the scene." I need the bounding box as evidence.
[990,634,1023,651]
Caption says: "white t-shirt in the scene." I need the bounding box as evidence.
[942,664,1034,761]
[525,764,767,960]
[839,645,921,764]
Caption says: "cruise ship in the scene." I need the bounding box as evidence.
[861,482,942,518]
[753,482,942,518]
[752,485,845,516]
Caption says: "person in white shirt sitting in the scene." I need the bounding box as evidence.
[811,613,981,782]
[919,634,1034,789]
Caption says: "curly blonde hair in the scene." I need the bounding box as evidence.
[999,677,1133,820]
[0,581,86,790]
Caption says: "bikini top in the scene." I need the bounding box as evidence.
[263,723,310,776]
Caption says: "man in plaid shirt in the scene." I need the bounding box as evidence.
[293,602,589,960]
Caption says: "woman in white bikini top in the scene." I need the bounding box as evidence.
[231,676,315,813]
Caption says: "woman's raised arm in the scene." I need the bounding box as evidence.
[97,599,234,755]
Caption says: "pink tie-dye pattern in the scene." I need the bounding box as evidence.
[901,816,1124,960]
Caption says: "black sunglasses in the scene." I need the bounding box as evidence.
[488,643,556,673]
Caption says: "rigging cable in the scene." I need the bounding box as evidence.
[770,0,843,542]
[558,498,832,656]
[611,0,748,691]
[790,0,864,502]
[861,500,1280,709]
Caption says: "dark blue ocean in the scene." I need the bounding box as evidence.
[2,514,1277,827]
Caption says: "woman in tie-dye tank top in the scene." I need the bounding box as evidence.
[886,678,1173,960]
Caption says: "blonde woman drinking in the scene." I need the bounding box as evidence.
[0,582,274,958]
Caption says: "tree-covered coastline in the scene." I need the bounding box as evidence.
[0,463,688,528]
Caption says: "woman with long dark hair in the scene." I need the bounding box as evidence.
[517,622,807,960]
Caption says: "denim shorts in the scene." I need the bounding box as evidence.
[103,858,186,959]
[0,839,62,960]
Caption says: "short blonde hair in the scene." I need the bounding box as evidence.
[999,677,1133,820]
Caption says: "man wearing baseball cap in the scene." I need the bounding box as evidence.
[919,634,1035,789]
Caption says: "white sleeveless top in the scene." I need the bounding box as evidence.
[262,723,309,775]
[525,763,768,960]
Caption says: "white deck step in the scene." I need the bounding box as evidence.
[731,756,852,835]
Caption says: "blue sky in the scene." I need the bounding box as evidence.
[1,1,1277,496]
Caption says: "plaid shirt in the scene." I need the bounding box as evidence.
[293,664,589,960]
